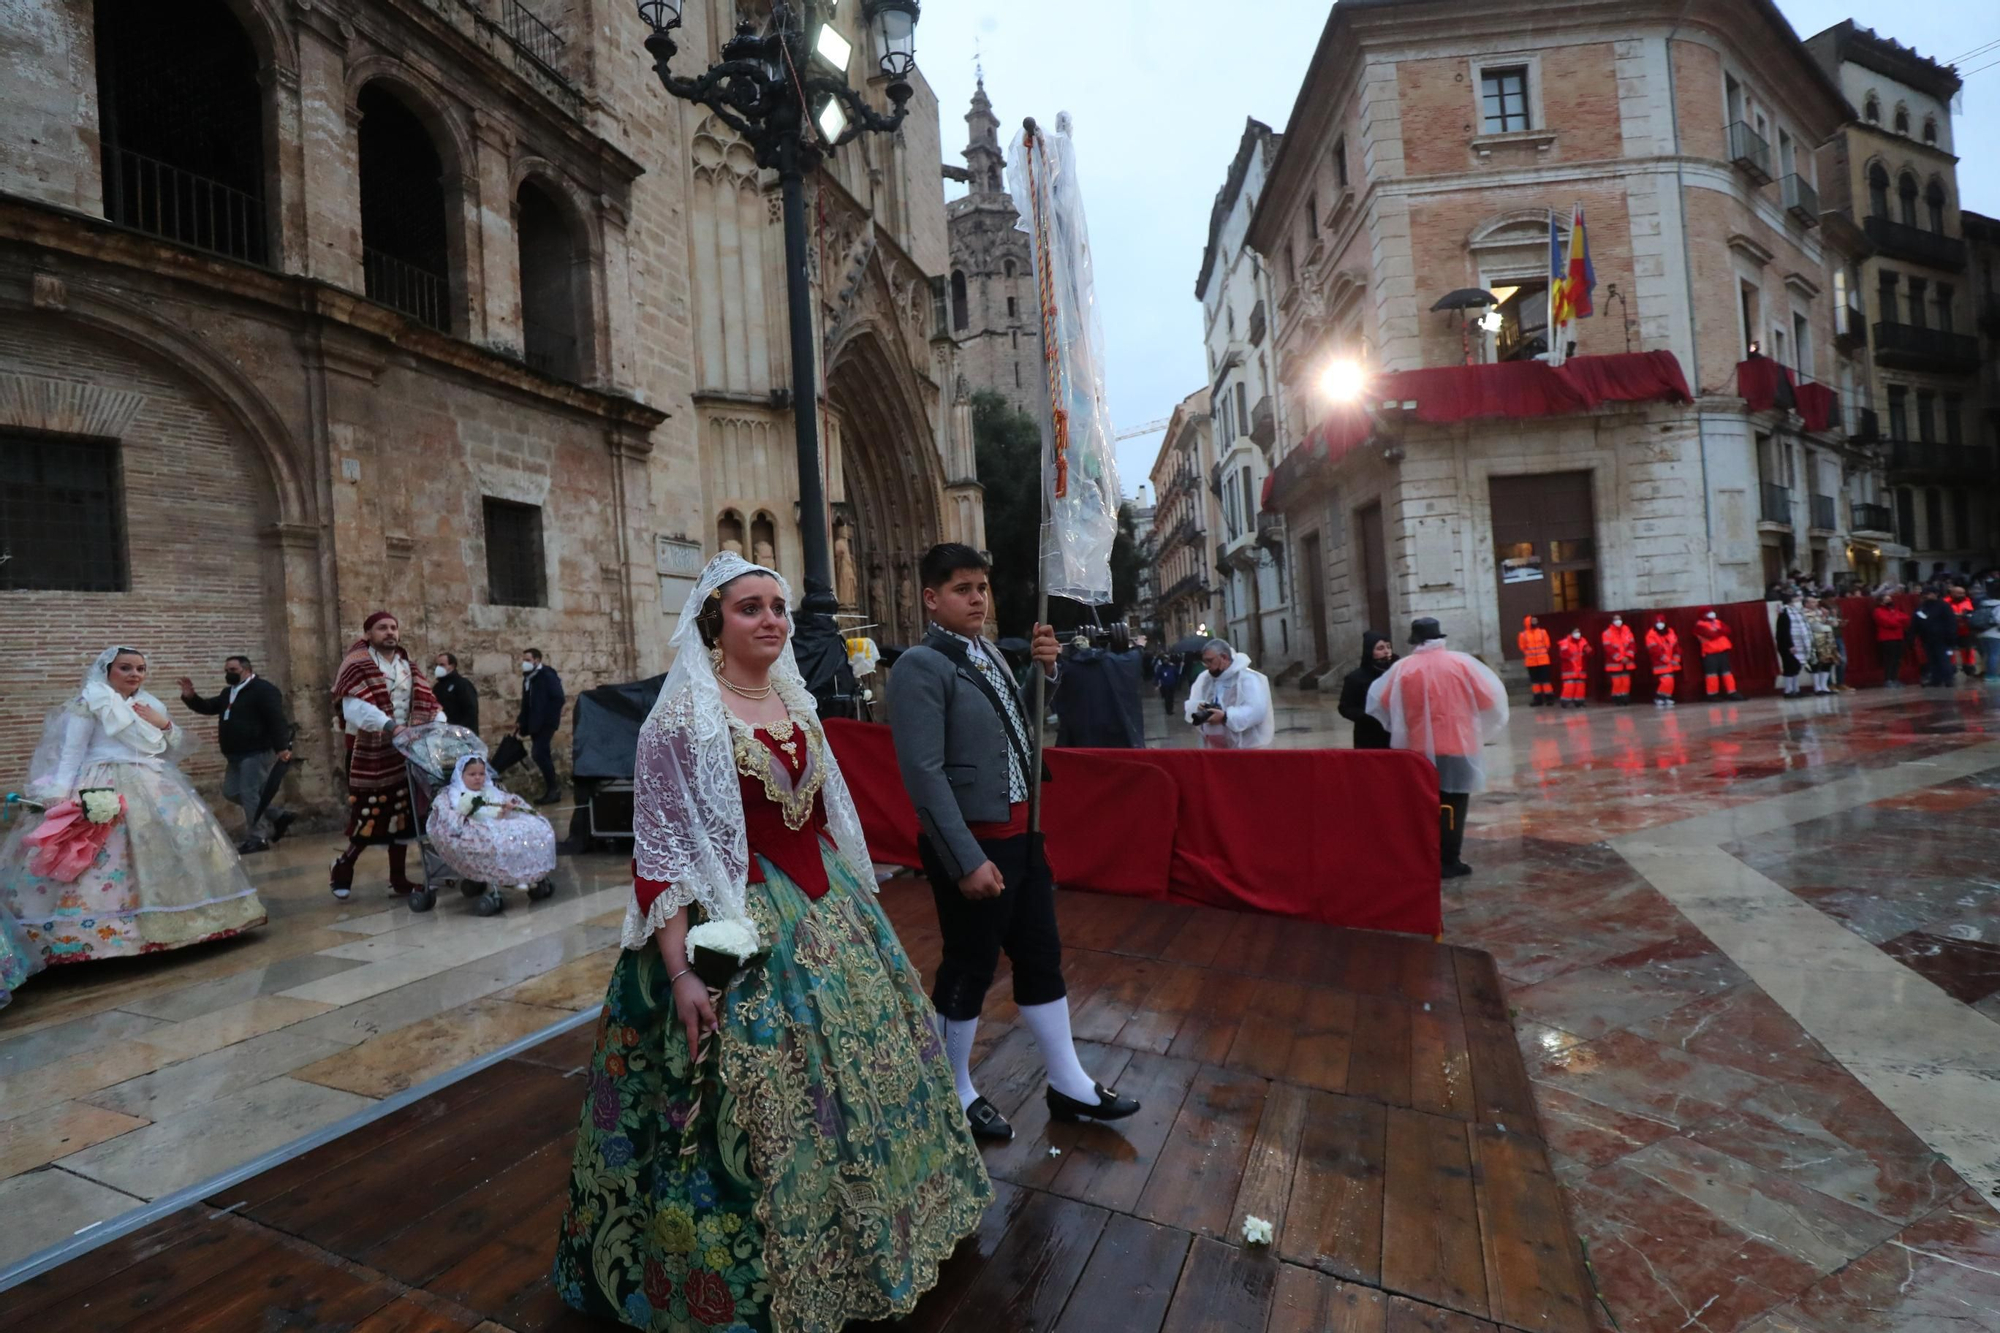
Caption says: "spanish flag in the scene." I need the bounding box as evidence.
[1549,204,1596,345]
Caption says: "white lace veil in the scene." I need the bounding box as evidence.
[621,553,877,949]
[443,753,516,810]
[25,646,170,793]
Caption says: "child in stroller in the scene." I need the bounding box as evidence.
[425,754,558,916]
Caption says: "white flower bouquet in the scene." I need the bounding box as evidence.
[686,917,765,990]
[1241,1214,1274,1246]
[455,792,508,821]
[79,788,123,825]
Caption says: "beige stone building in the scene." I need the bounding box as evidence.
[1248,0,1886,672]
[0,0,972,808]
[1806,22,1993,582]
[1147,389,1221,645]
[945,79,1038,419]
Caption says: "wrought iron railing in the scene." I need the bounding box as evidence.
[1872,321,1980,371]
[1889,441,1996,476]
[1780,173,1819,225]
[1726,120,1772,183]
[364,247,450,331]
[1863,215,1967,269]
[101,145,267,265]
[501,0,565,71]
[1810,493,1837,531]
[1847,405,1879,441]
[1758,481,1792,526]
[1851,501,1894,534]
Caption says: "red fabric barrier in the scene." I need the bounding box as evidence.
[1538,595,1924,697]
[824,720,1444,936]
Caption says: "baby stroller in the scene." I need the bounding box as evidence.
[394,722,490,913]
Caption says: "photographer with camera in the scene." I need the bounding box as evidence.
[1183,638,1273,749]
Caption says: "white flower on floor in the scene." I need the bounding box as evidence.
[1047,1146,1062,1157]
[687,917,763,961]
[1241,1215,1273,1246]
[79,789,122,825]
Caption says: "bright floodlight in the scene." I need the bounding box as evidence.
[816,95,849,143]
[813,23,852,72]
[1319,358,1366,403]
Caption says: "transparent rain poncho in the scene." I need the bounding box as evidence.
[1365,641,1510,793]
[1008,112,1122,605]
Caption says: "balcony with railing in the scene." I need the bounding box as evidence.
[1981,291,2000,336]
[1846,404,1879,443]
[1781,174,1820,227]
[1862,215,1967,270]
[364,247,450,332]
[1727,121,1772,185]
[1851,501,1894,535]
[1255,509,1285,549]
[1888,440,1998,477]
[102,145,268,266]
[1758,481,1792,527]
[1249,394,1276,448]
[1809,493,1837,532]
[1834,304,1868,351]
[491,0,582,115]
[1872,321,1981,372]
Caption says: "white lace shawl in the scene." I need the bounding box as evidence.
[25,646,179,799]
[620,553,876,950]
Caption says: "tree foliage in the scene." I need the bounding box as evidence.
[972,390,1145,638]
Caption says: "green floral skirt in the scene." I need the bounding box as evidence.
[554,847,992,1333]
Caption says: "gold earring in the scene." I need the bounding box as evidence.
[709,646,725,671]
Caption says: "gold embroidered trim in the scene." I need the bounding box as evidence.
[731,712,826,831]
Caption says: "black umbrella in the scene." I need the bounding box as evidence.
[249,756,294,830]
[1430,288,1498,312]
[997,637,1031,653]
[1168,634,1210,655]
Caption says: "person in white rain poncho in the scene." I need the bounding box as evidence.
[424,754,557,916]
[1366,619,1509,880]
[1183,639,1275,749]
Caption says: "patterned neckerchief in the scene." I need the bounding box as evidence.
[934,623,1029,803]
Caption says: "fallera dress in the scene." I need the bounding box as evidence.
[553,708,991,1333]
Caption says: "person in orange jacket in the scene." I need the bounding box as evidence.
[1645,616,1680,708]
[1692,609,1741,699]
[1948,585,1978,676]
[1601,615,1637,704]
[1556,627,1592,707]
[1518,615,1554,706]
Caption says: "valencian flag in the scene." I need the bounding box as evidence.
[1547,204,1595,364]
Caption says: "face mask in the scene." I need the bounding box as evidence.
[1611,618,1622,626]
[434,665,449,679]
[224,670,242,687]
[1656,621,1666,630]
[521,661,535,674]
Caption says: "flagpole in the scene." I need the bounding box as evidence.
[1546,207,1557,366]
[1025,117,1053,843]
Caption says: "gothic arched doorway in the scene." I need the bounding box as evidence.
[826,326,945,648]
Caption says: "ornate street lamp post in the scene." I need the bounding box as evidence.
[635,0,921,609]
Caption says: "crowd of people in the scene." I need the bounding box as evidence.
[0,623,583,1009]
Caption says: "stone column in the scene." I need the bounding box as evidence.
[296,13,363,289]
[471,109,519,352]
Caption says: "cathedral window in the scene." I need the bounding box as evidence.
[518,178,586,381]
[1007,295,1018,318]
[951,270,969,332]
[358,82,455,332]
[1003,258,1016,277]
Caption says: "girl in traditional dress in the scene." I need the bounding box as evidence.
[1,647,267,966]
[553,554,990,1333]
[425,755,557,916]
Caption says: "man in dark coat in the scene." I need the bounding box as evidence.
[1336,631,1396,749]
[1054,627,1146,748]
[1910,588,1959,688]
[431,653,480,731]
[178,656,295,853]
[516,647,566,804]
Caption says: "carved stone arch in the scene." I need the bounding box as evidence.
[344,59,476,182]
[214,0,298,78]
[1468,209,1565,250]
[511,158,601,382]
[691,114,759,188]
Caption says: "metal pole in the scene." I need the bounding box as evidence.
[779,142,835,606]
[1025,118,1053,839]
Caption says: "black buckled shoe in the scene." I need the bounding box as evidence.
[1046,1083,1141,1124]
[965,1096,1013,1142]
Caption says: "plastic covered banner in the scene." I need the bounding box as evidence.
[1008,113,1122,606]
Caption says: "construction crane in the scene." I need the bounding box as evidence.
[1112,417,1171,441]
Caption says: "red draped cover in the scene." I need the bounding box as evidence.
[1794,380,1838,433]
[1537,595,1924,698]
[824,720,1443,937]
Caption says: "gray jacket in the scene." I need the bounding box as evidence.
[889,629,1045,882]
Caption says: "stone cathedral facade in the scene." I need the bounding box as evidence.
[945,81,1039,419]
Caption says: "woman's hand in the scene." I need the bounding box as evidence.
[673,972,718,1053]
[132,701,169,729]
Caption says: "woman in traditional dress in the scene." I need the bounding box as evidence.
[1804,597,1840,696]
[425,755,557,916]
[0,899,42,1009]
[554,554,990,1333]
[1,647,267,966]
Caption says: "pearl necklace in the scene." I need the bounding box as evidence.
[717,672,776,700]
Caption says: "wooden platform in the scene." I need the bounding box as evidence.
[0,885,1595,1333]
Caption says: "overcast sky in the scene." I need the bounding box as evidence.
[914,1,2000,505]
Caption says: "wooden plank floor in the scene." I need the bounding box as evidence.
[0,884,1595,1333]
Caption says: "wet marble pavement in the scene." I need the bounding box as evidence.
[3,679,1998,1332]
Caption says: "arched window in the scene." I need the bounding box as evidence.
[1922,116,1938,146]
[517,178,584,381]
[718,510,745,556]
[1868,164,1890,218]
[1863,95,1880,123]
[1925,179,1947,233]
[1893,104,1910,134]
[1898,172,1919,227]
[750,512,777,569]
[357,83,452,332]
[950,270,968,331]
[94,0,267,264]
[1002,258,1016,278]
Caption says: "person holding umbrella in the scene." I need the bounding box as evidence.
[179,656,295,854]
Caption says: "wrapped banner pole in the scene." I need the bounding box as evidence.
[1013,113,1123,836]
